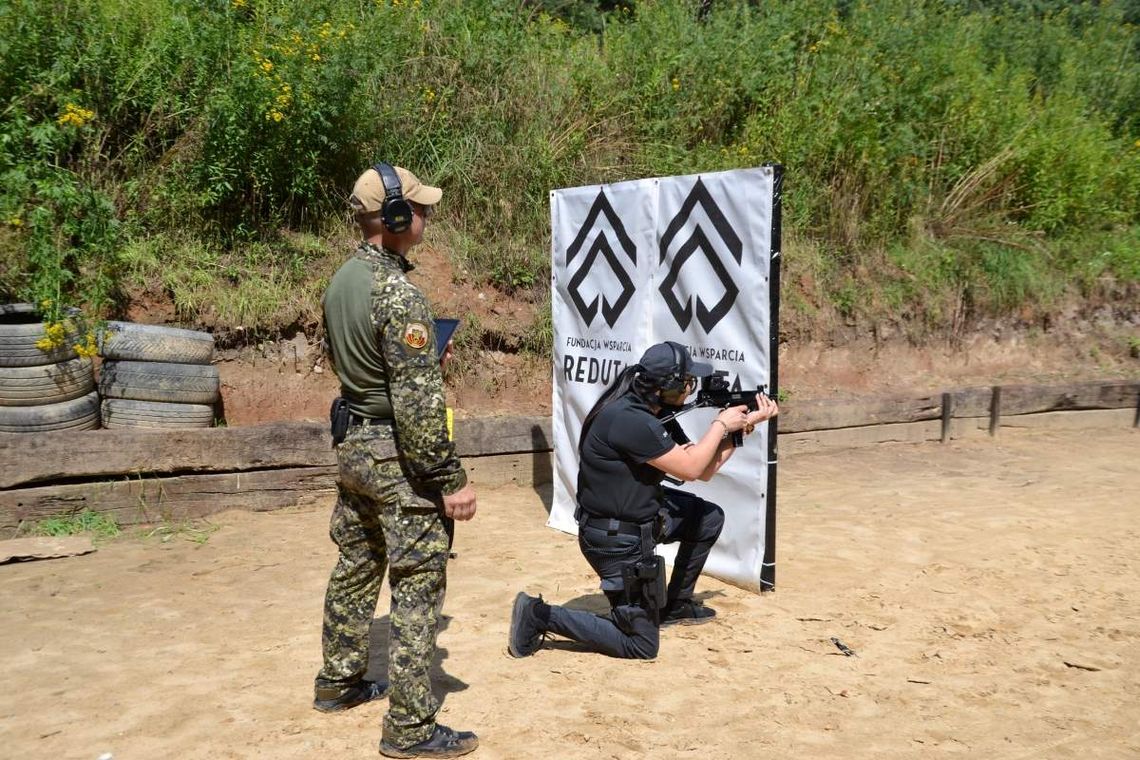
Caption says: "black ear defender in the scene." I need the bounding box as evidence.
[373,162,414,233]
[660,341,690,393]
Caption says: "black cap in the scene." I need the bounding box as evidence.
[638,341,713,380]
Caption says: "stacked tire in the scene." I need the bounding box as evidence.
[98,322,219,429]
[0,303,99,433]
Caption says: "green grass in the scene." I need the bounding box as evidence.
[33,509,120,541]
[27,510,219,546]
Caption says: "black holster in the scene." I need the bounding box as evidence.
[329,397,349,446]
[622,522,667,624]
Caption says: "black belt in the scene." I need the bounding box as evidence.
[348,413,393,428]
[580,515,650,537]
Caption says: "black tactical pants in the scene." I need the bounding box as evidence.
[543,489,724,659]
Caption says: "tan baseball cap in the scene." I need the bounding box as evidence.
[349,165,442,213]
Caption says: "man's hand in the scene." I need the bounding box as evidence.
[443,483,477,521]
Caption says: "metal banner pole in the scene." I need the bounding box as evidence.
[761,163,783,592]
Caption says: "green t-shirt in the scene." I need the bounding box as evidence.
[322,242,466,495]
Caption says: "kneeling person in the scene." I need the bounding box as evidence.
[508,341,778,659]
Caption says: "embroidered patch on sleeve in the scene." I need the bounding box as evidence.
[403,321,430,350]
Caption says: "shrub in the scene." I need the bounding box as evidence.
[1,0,1136,341]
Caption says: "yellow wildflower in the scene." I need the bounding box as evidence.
[57,103,95,128]
[73,331,99,359]
[671,78,680,91]
[6,216,21,227]
[35,321,69,351]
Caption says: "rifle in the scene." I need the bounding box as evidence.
[662,370,768,448]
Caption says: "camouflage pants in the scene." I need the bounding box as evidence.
[315,424,449,748]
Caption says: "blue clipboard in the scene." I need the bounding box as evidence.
[434,318,460,358]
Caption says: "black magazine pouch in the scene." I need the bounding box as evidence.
[329,397,350,446]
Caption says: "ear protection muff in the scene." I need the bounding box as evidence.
[656,342,690,394]
[373,162,414,233]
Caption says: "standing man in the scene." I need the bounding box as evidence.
[314,162,479,759]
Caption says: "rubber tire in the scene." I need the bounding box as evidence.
[99,360,220,404]
[99,321,214,364]
[0,391,99,433]
[0,357,95,407]
[0,303,79,367]
[101,398,214,429]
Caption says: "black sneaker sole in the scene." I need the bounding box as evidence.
[660,611,717,627]
[660,616,716,627]
[313,699,367,713]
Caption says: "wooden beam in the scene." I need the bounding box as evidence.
[1,416,554,490]
[950,386,994,418]
[779,394,942,432]
[0,466,339,533]
[0,422,341,490]
[454,416,553,455]
[996,381,1139,415]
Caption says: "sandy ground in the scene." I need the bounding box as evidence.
[1,426,1138,760]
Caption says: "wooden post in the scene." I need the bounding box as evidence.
[989,385,1002,436]
[1134,390,1139,428]
[941,392,953,443]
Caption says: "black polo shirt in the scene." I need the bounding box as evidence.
[576,393,690,523]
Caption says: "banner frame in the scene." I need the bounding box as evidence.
[761,163,783,592]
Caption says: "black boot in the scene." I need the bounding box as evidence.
[379,724,479,758]
[660,598,717,626]
[313,679,389,712]
[507,592,546,658]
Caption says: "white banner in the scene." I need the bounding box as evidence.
[549,166,777,592]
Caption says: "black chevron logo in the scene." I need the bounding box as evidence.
[658,178,742,333]
[565,190,637,328]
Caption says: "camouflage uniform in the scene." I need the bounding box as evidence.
[316,242,466,749]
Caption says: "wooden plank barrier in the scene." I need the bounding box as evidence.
[1,416,553,491]
[0,466,339,530]
[0,382,1133,533]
